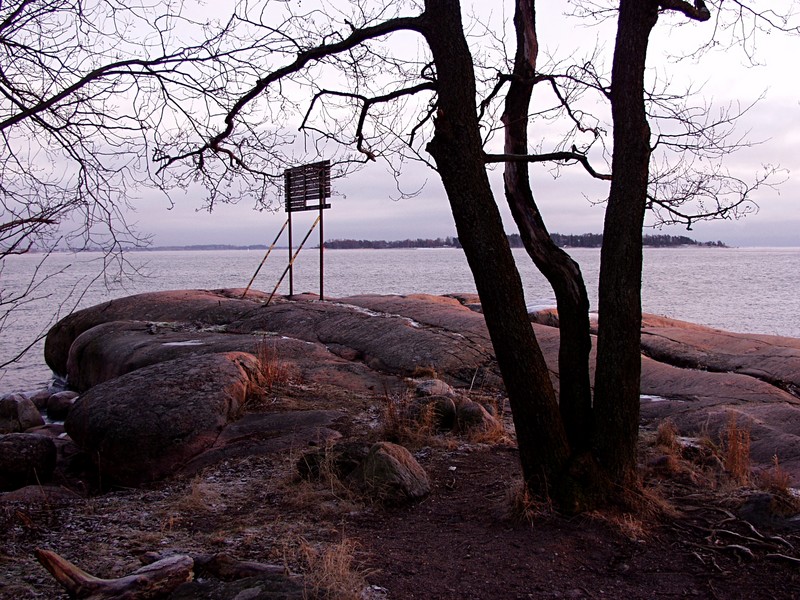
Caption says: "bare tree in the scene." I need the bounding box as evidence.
[587,0,795,490]
[0,0,291,367]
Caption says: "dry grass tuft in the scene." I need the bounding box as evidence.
[174,476,224,514]
[410,365,438,379]
[300,538,370,600]
[602,512,648,541]
[506,479,552,524]
[757,454,793,495]
[281,445,361,518]
[655,419,680,453]
[381,391,438,448]
[256,336,290,391]
[721,413,751,485]
[465,399,509,445]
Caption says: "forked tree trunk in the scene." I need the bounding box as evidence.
[593,0,658,491]
[420,0,571,495]
[502,0,594,451]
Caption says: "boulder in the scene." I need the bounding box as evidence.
[413,395,457,431]
[455,400,500,433]
[232,298,498,385]
[46,390,79,421]
[0,433,56,490]
[65,352,263,486]
[639,317,800,391]
[28,389,53,410]
[65,321,265,392]
[354,441,430,504]
[182,411,344,476]
[0,394,44,433]
[41,290,800,484]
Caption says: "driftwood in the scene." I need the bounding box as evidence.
[192,552,288,580]
[141,550,288,581]
[35,548,193,599]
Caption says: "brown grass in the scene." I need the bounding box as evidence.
[256,336,290,391]
[721,413,751,485]
[655,419,680,454]
[505,479,552,524]
[280,444,361,518]
[410,365,438,379]
[465,399,509,445]
[299,538,370,600]
[380,391,438,448]
[173,476,224,513]
[757,454,793,495]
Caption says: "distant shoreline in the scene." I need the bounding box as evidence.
[36,233,729,253]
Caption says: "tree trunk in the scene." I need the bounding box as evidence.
[420,0,570,495]
[592,0,658,491]
[502,0,594,451]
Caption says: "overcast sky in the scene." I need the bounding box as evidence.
[136,2,799,248]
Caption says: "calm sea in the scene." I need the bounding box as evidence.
[1,246,798,394]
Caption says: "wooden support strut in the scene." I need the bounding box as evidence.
[266,215,321,306]
[241,218,289,298]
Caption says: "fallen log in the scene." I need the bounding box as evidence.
[35,548,193,599]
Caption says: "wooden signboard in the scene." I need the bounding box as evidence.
[284,160,331,212]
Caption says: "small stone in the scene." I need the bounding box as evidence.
[414,395,457,430]
[296,442,370,481]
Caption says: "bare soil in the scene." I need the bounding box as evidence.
[2,381,800,599]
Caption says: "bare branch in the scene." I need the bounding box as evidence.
[156,15,424,171]
[301,82,436,161]
[659,0,712,22]
[485,150,612,181]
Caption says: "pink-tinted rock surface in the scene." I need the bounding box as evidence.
[43,290,800,483]
[64,352,262,485]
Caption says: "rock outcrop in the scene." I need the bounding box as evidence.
[32,289,800,486]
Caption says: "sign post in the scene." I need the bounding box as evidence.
[284,160,331,300]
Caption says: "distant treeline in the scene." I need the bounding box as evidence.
[528,233,726,248]
[324,237,460,249]
[325,233,725,250]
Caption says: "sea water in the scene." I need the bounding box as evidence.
[1,246,798,394]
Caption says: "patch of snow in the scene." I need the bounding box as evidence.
[162,340,205,346]
[333,301,425,328]
[526,304,557,314]
[640,394,670,402]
